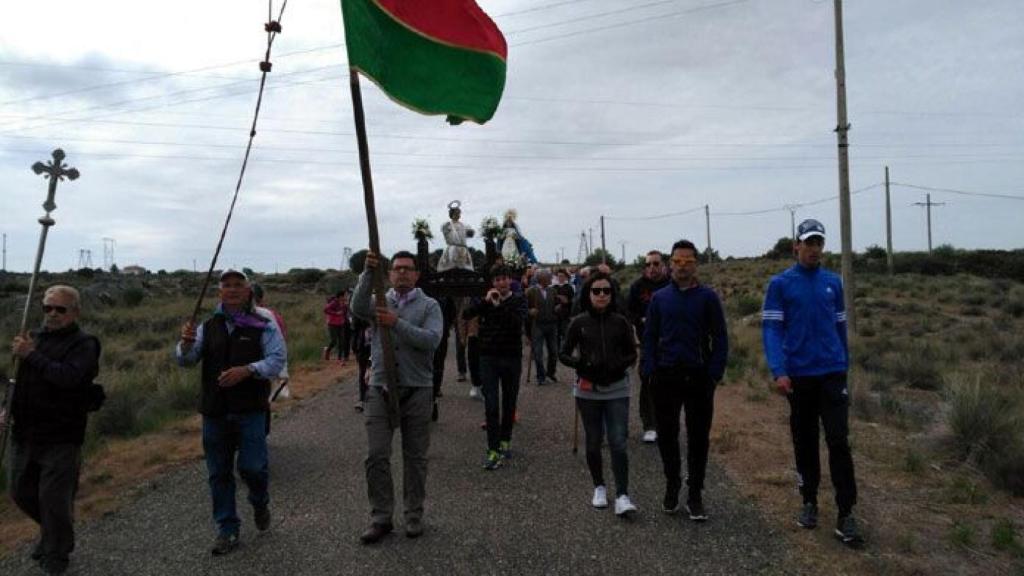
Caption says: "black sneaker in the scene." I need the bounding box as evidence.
[797,502,818,529]
[662,484,680,514]
[254,504,271,531]
[686,498,708,522]
[40,557,68,575]
[835,515,865,547]
[211,533,239,556]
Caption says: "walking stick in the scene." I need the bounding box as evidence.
[0,149,79,465]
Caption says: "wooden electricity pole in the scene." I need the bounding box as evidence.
[704,204,712,262]
[913,193,945,253]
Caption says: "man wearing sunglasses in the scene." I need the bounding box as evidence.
[627,250,671,444]
[351,251,443,544]
[762,219,863,546]
[176,269,286,556]
[641,240,728,523]
[5,285,100,574]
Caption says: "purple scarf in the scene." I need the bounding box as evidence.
[216,305,268,329]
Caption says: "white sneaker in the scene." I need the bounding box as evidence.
[591,486,608,509]
[469,386,482,400]
[615,494,638,517]
[642,430,658,443]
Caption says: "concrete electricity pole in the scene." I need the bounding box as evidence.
[833,0,856,332]
[885,166,894,274]
[704,204,713,262]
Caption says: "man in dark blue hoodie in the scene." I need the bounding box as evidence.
[762,219,863,546]
[642,239,728,522]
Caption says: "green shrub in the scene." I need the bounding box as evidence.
[950,522,976,549]
[947,373,1024,495]
[890,350,944,390]
[122,287,145,307]
[992,518,1022,554]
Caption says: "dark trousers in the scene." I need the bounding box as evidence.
[531,322,559,383]
[9,441,81,567]
[480,355,522,451]
[576,397,630,496]
[326,325,348,360]
[638,372,657,431]
[467,336,481,387]
[202,413,270,537]
[653,367,716,497]
[788,372,858,516]
[356,348,370,402]
[364,386,432,525]
[456,335,468,376]
[432,319,453,399]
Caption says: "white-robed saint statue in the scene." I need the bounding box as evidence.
[437,200,476,272]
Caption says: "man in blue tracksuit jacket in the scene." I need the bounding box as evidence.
[642,239,728,522]
[762,218,863,546]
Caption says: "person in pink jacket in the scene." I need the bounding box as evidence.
[323,290,350,364]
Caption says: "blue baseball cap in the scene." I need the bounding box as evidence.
[797,219,826,241]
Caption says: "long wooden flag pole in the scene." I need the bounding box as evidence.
[348,69,400,428]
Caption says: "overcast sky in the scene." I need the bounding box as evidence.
[1,0,1022,273]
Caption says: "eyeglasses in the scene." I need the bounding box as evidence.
[590,287,613,295]
[391,265,416,273]
[42,305,69,314]
[644,261,662,268]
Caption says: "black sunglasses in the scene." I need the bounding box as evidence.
[644,261,662,268]
[43,305,69,314]
[590,287,613,295]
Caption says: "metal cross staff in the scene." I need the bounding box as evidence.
[0,149,80,461]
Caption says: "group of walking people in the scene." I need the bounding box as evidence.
[1,217,863,574]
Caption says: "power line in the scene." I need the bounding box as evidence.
[891,182,1024,201]
[6,133,1018,164]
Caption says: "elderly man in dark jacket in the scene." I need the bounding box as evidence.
[4,285,100,575]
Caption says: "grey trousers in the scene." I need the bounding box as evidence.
[364,386,432,526]
[9,441,82,565]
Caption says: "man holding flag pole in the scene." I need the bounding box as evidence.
[340,0,508,543]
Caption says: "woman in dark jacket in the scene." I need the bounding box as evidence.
[559,272,638,516]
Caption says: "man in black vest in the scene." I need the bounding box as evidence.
[4,285,100,575]
[176,269,286,556]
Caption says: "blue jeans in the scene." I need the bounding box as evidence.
[576,397,630,496]
[479,355,522,451]
[202,412,270,536]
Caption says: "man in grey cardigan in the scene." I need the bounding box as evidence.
[351,250,443,544]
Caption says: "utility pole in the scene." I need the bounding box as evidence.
[619,240,627,264]
[885,166,894,274]
[2,233,6,271]
[912,193,945,253]
[704,204,712,262]
[102,237,116,271]
[588,228,594,259]
[559,246,566,263]
[833,0,856,332]
[784,204,800,243]
[576,231,589,264]
[600,216,607,264]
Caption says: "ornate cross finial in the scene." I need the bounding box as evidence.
[31,148,80,214]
